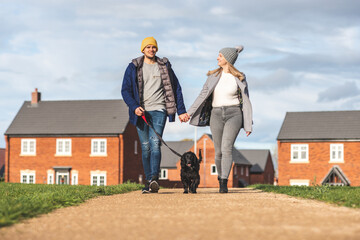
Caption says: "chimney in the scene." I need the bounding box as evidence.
[31,88,41,104]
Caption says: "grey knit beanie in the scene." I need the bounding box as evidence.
[219,46,244,65]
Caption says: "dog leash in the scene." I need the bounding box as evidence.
[141,114,183,158]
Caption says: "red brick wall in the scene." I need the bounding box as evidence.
[6,136,121,185]
[250,173,264,184]
[122,124,143,183]
[0,148,5,177]
[250,155,275,185]
[263,155,275,184]
[233,165,251,187]
[278,141,360,186]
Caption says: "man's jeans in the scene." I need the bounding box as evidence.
[136,110,167,181]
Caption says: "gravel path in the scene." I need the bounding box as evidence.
[1,188,360,240]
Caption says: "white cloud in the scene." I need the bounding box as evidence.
[250,68,297,91]
[210,7,229,16]
[318,81,360,102]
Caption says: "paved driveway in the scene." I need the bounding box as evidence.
[1,188,360,240]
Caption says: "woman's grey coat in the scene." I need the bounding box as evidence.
[188,73,253,132]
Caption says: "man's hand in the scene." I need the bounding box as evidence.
[179,113,190,123]
[135,107,145,116]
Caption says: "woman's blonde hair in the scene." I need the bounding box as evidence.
[207,63,245,81]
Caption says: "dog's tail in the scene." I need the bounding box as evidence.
[198,149,202,163]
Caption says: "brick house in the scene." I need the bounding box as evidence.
[159,134,256,188]
[239,149,275,185]
[277,111,360,186]
[4,89,142,185]
[0,148,5,179]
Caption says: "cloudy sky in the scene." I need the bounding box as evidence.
[1,0,360,159]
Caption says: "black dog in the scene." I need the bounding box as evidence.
[180,150,202,194]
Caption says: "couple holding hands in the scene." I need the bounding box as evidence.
[121,37,253,194]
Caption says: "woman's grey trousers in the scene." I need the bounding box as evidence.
[210,105,243,180]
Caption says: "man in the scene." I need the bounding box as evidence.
[121,37,189,193]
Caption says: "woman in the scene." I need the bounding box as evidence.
[185,45,253,193]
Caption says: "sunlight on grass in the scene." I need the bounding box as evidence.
[0,182,142,227]
[250,184,360,208]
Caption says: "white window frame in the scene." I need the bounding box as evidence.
[20,170,36,184]
[290,144,309,163]
[210,164,218,175]
[91,139,107,156]
[330,144,344,163]
[56,139,72,156]
[134,140,138,155]
[290,179,310,186]
[91,173,107,186]
[21,139,36,155]
[47,171,54,184]
[72,171,78,185]
[159,169,168,180]
[56,171,70,185]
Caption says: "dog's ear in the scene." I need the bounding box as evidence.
[180,155,186,168]
[198,149,202,163]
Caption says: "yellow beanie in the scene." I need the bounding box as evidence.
[141,37,158,52]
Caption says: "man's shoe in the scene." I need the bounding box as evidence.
[149,176,159,193]
[142,181,150,194]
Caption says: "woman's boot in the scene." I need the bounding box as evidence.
[219,179,228,193]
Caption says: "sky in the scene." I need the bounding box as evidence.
[1,0,360,162]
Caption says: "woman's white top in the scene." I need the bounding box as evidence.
[212,72,240,107]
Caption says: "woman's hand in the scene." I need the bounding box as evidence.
[246,131,251,137]
[135,107,145,116]
[179,113,190,123]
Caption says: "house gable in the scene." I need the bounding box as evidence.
[277,111,360,141]
[5,99,129,136]
[160,141,193,168]
[277,110,360,186]
[4,91,142,185]
[322,165,351,186]
[238,149,271,173]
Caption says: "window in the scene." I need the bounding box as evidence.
[134,140,138,154]
[246,167,249,177]
[72,170,78,185]
[210,164,217,175]
[21,139,36,155]
[291,144,309,163]
[91,139,107,156]
[159,169,168,180]
[134,140,137,154]
[56,171,70,185]
[20,170,36,184]
[330,144,344,162]
[91,173,107,186]
[47,172,54,184]
[56,139,72,155]
[241,167,244,175]
[290,179,310,186]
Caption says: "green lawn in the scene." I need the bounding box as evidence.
[250,184,360,208]
[0,182,142,227]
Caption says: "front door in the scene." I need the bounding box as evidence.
[56,171,69,185]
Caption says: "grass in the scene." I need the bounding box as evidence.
[0,182,142,227]
[250,184,360,208]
